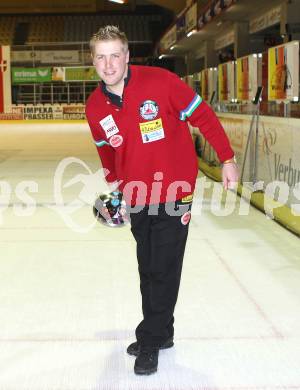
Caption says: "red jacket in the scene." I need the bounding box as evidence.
[86,65,234,205]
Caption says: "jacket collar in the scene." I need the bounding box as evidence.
[100,66,131,107]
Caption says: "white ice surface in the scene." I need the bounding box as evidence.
[0,123,300,390]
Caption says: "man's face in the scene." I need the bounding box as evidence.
[92,39,129,89]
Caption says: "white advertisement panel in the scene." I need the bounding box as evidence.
[218,61,236,102]
[208,67,218,102]
[23,104,63,120]
[40,51,80,64]
[201,68,217,102]
[0,106,23,120]
[250,5,281,34]
[11,50,41,63]
[11,50,80,64]
[268,41,299,102]
[237,54,262,102]
[215,30,234,50]
[62,105,85,120]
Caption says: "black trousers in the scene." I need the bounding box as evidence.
[129,201,191,348]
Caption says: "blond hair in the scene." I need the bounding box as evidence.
[90,25,129,54]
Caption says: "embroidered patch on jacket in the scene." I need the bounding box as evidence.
[181,194,194,203]
[181,211,191,225]
[99,114,119,138]
[139,100,159,120]
[109,134,123,148]
[139,118,165,143]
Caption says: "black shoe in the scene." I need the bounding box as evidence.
[134,347,159,375]
[127,337,174,357]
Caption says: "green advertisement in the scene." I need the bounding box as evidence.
[12,67,52,84]
[64,67,100,82]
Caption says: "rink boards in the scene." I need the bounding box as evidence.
[194,113,300,235]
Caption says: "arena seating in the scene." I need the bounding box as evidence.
[0,14,160,45]
[27,15,65,43]
[0,18,16,45]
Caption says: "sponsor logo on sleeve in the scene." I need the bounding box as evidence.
[99,114,119,138]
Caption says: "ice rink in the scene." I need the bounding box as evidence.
[0,122,300,390]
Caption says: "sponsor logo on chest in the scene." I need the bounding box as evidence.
[99,114,119,139]
[109,134,123,148]
[181,211,191,225]
[139,100,159,120]
[181,194,193,203]
[139,118,165,143]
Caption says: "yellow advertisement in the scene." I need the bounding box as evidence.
[139,118,162,134]
[237,57,249,101]
[218,62,235,102]
[201,68,217,102]
[218,63,228,102]
[268,41,299,101]
[208,67,218,102]
[237,54,261,102]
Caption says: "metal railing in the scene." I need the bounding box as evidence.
[11,41,153,105]
[12,81,98,105]
[212,101,300,118]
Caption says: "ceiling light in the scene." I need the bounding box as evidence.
[108,0,125,4]
[187,29,196,38]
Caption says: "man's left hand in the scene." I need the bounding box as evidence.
[222,162,239,191]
